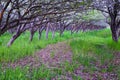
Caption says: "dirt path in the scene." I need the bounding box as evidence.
[5,42,72,68]
[35,42,72,67]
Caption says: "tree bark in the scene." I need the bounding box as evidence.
[7,32,21,47]
[46,26,49,39]
[38,26,45,40]
[38,30,42,40]
[0,0,11,24]
[30,31,35,42]
[60,29,64,37]
[110,26,118,42]
[110,19,118,42]
[52,30,55,39]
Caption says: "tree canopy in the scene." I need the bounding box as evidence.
[0,0,120,46]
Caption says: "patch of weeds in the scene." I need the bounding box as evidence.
[50,51,55,58]
[54,68,63,75]
[107,64,115,72]
[64,62,75,73]
[35,45,42,50]
[72,75,82,80]
[0,65,56,80]
[115,66,120,79]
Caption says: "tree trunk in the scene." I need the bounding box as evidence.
[46,26,49,39]
[30,31,35,42]
[71,28,76,35]
[38,26,45,40]
[52,30,55,39]
[60,29,64,37]
[71,26,73,35]
[0,30,1,36]
[38,29,43,40]
[0,28,7,36]
[110,22,118,42]
[7,32,21,47]
[38,30,42,40]
[59,26,65,37]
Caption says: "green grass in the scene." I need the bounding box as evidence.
[69,29,120,78]
[0,29,120,79]
[0,31,77,62]
[0,65,55,80]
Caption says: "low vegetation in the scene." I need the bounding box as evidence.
[0,29,120,79]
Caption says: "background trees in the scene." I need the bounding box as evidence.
[0,0,120,46]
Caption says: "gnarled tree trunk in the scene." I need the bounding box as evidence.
[7,32,21,47]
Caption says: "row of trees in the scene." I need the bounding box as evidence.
[0,0,120,46]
